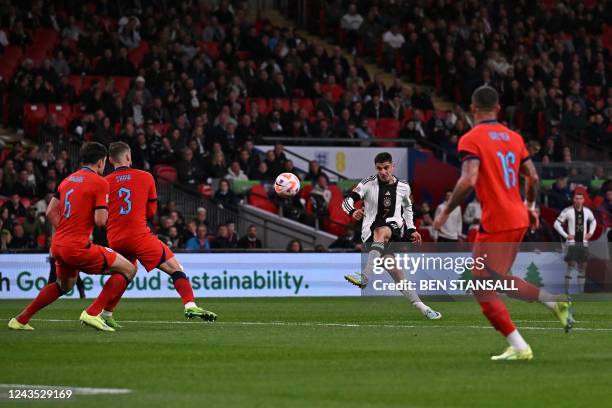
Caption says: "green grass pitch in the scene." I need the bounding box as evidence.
[1,297,611,407]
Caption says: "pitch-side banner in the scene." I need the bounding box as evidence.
[256,145,409,181]
[0,252,570,299]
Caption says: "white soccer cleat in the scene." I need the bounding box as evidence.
[423,308,442,320]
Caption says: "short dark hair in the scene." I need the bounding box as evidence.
[574,191,584,197]
[79,142,107,165]
[374,152,393,164]
[109,141,130,163]
[471,86,499,111]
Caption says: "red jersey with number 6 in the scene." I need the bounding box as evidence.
[53,167,109,247]
[105,167,157,243]
[457,121,529,233]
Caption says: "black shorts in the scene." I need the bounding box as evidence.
[565,245,589,263]
[366,220,404,243]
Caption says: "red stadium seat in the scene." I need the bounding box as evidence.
[199,41,219,60]
[111,76,132,97]
[153,165,177,185]
[366,118,378,136]
[376,118,400,138]
[414,56,423,84]
[294,98,315,117]
[82,75,106,91]
[152,123,171,136]
[320,84,344,102]
[248,184,277,214]
[246,98,269,114]
[23,104,48,137]
[539,206,560,228]
[32,29,60,52]
[269,98,290,112]
[2,45,23,63]
[19,197,31,209]
[127,41,149,68]
[197,184,213,199]
[66,75,83,96]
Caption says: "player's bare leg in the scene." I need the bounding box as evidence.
[158,257,217,321]
[9,275,77,331]
[80,253,137,332]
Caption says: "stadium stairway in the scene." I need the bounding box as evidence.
[264,10,454,111]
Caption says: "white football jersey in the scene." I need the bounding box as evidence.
[342,175,415,242]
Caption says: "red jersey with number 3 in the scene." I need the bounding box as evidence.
[53,167,109,247]
[458,120,529,233]
[105,167,157,243]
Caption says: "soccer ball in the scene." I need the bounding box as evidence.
[274,173,301,197]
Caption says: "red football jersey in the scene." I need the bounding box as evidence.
[53,167,109,246]
[105,167,157,243]
[458,120,529,233]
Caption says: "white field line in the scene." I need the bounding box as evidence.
[0,384,131,395]
[24,318,612,332]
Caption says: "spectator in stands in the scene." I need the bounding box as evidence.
[214,179,239,209]
[340,4,363,54]
[166,226,181,249]
[329,229,361,251]
[194,207,209,228]
[212,224,232,249]
[226,221,239,248]
[226,160,248,182]
[434,191,463,242]
[463,197,482,229]
[176,148,203,187]
[237,225,262,249]
[286,239,303,253]
[14,170,36,198]
[2,194,26,218]
[8,224,30,249]
[382,25,405,72]
[522,208,554,243]
[185,225,211,250]
[561,102,587,139]
[548,177,572,210]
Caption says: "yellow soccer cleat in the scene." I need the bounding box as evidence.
[8,318,34,331]
[491,346,533,361]
[344,273,368,289]
[79,311,115,332]
[552,301,573,333]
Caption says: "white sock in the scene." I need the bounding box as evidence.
[542,301,556,311]
[538,289,560,303]
[362,242,384,278]
[101,310,113,318]
[184,301,197,309]
[412,301,430,314]
[506,329,529,351]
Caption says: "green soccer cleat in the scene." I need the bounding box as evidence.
[491,346,534,361]
[79,311,115,332]
[344,272,368,289]
[102,315,123,329]
[8,318,34,331]
[552,301,573,333]
[185,306,218,322]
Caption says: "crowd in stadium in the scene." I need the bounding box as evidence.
[0,0,609,251]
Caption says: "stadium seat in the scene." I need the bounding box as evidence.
[111,76,132,97]
[153,165,177,185]
[152,123,171,136]
[414,56,423,84]
[248,184,278,214]
[2,45,23,63]
[246,98,269,114]
[32,29,60,52]
[366,118,378,136]
[199,41,219,60]
[294,98,315,117]
[197,184,213,199]
[82,75,106,90]
[19,197,31,208]
[269,98,290,112]
[127,41,149,68]
[320,84,344,102]
[23,104,48,137]
[539,206,560,228]
[376,119,400,138]
[66,75,83,96]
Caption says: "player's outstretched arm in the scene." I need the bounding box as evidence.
[45,197,61,228]
[433,159,479,230]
